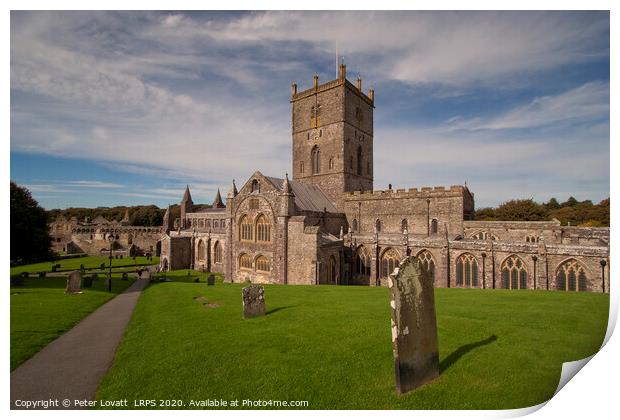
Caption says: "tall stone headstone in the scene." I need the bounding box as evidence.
[207,275,216,286]
[242,284,265,318]
[66,271,82,294]
[388,256,439,394]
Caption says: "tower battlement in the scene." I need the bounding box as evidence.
[343,185,471,201]
[291,64,375,106]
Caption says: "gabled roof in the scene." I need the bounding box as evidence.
[92,215,109,224]
[265,176,339,213]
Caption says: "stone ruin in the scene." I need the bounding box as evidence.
[242,284,265,318]
[388,256,439,394]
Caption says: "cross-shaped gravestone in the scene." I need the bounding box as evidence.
[388,256,439,394]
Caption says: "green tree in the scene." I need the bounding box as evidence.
[10,182,53,264]
[494,199,549,221]
[545,197,560,210]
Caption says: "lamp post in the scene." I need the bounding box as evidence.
[108,235,113,292]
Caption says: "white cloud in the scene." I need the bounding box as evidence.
[448,81,610,130]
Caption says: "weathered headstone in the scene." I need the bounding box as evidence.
[80,264,85,271]
[100,263,105,270]
[104,277,111,290]
[11,276,24,287]
[51,264,57,272]
[122,272,128,281]
[207,275,216,286]
[242,284,265,318]
[388,256,439,394]
[194,277,200,283]
[83,276,93,288]
[65,271,82,294]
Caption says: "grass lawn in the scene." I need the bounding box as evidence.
[96,271,609,410]
[10,256,159,276]
[10,274,137,370]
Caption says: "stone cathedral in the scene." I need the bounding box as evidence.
[160,65,610,293]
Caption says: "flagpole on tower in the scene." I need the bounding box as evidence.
[336,42,339,79]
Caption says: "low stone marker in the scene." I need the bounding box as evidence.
[207,275,216,286]
[11,276,24,287]
[242,284,265,318]
[66,271,82,294]
[388,256,439,394]
[83,276,93,288]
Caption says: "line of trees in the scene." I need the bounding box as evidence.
[474,197,609,226]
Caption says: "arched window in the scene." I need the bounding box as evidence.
[255,255,270,273]
[206,220,211,228]
[351,219,358,232]
[239,215,253,241]
[251,179,260,193]
[525,235,538,243]
[431,219,438,234]
[501,255,528,290]
[556,259,588,291]
[357,146,362,175]
[197,240,205,261]
[214,241,222,263]
[239,253,252,270]
[255,214,271,242]
[401,219,408,234]
[380,248,401,278]
[456,253,479,288]
[416,250,436,284]
[311,146,321,174]
[327,256,337,284]
[214,220,219,229]
[375,219,382,233]
[354,246,371,279]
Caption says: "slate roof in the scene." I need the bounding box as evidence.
[265,176,339,213]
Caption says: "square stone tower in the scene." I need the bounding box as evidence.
[291,64,374,209]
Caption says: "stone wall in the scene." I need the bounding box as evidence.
[343,186,473,237]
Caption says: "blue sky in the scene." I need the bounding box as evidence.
[10,11,609,209]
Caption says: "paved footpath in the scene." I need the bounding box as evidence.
[11,270,153,409]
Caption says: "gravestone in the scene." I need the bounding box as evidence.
[80,264,85,271]
[38,271,46,278]
[104,277,111,290]
[207,275,216,286]
[122,272,128,281]
[11,276,24,287]
[66,271,82,294]
[194,278,200,283]
[242,284,265,318]
[83,276,93,288]
[388,256,439,394]
[51,264,57,272]
[100,263,105,270]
